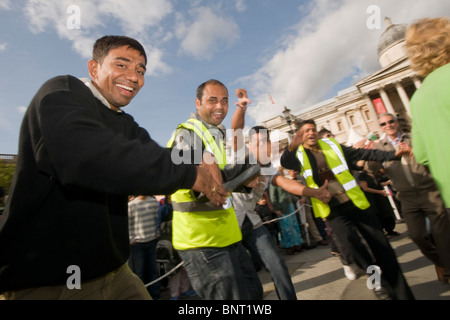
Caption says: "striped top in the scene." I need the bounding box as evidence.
[128,196,160,243]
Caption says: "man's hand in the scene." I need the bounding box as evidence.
[288,129,304,151]
[231,89,250,151]
[353,138,375,149]
[244,175,266,191]
[192,166,228,206]
[352,139,367,149]
[380,180,392,187]
[313,180,331,204]
[191,153,228,207]
[235,89,251,110]
[395,142,413,157]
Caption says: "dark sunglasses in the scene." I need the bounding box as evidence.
[379,120,395,127]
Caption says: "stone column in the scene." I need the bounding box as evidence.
[363,94,381,131]
[357,107,370,132]
[363,95,379,118]
[341,112,351,132]
[395,82,412,118]
[379,87,396,115]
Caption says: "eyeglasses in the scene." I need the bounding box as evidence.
[379,120,395,127]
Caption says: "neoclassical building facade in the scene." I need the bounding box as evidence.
[262,18,421,157]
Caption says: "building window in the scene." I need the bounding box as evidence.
[337,121,343,131]
[349,115,355,125]
[365,110,371,120]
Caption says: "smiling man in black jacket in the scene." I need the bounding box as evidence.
[0,35,227,300]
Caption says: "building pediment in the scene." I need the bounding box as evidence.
[355,57,416,94]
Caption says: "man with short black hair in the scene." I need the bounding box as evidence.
[167,80,264,300]
[0,35,225,300]
[230,91,330,300]
[281,118,415,300]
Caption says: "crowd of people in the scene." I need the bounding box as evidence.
[0,16,450,301]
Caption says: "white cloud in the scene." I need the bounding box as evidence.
[20,0,245,74]
[0,0,11,10]
[23,0,174,76]
[175,6,240,60]
[245,0,450,125]
[98,0,172,36]
[0,42,6,52]
[93,0,175,75]
[17,106,27,114]
[24,0,104,58]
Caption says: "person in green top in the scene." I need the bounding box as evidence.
[406,17,450,209]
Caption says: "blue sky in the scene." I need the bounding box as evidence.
[0,0,448,155]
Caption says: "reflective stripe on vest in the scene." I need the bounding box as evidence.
[296,138,370,218]
[172,197,233,212]
[167,118,241,250]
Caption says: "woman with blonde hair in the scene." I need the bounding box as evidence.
[406,17,450,215]
[406,17,450,77]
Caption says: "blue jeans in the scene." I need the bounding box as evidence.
[243,224,297,300]
[178,242,263,300]
[128,239,160,300]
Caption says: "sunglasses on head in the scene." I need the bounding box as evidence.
[379,120,395,127]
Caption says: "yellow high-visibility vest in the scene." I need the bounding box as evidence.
[167,118,241,249]
[296,138,370,218]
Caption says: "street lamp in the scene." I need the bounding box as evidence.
[282,106,294,134]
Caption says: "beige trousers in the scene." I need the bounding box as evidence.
[2,263,152,300]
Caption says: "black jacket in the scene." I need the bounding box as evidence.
[0,75,197,292]
[280,143,399,188]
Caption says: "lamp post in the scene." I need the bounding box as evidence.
[282,106,294,134]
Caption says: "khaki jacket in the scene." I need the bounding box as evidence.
[373,133,438,194]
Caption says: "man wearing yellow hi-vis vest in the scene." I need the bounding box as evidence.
[166,79,263,300]
[281,119,415,300]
